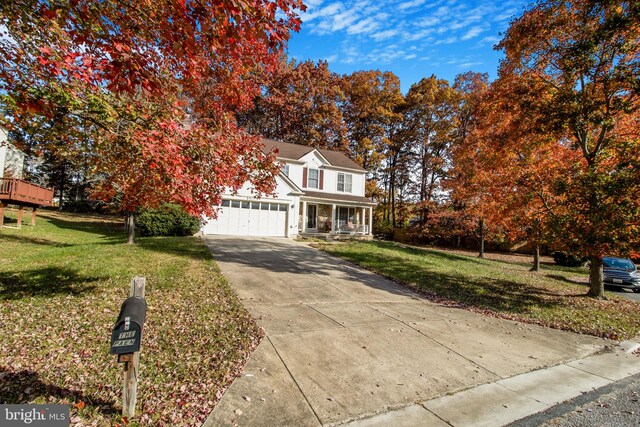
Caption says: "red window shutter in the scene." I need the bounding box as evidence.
[319,170,324,190]
[302,167,307,188]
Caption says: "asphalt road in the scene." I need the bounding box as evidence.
[607,287,640,302]
[509,372,640,427]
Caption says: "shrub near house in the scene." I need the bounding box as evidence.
[136,204,201,237]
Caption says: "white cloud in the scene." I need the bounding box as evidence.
[458,61,483,68]
[398,0,427,10]
[477,35,500,46]
[493,8,518,22]
[406,28,435,41]
[348,17,381,35]
[460,26,484,40]
[415,16,441,28]
[372,29,399,41]
[332,11,360,31]
[434,36,457,45]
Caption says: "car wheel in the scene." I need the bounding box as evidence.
[633,288,640,293]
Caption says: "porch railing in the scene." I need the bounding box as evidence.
[0,178,54,206]
[335,224,369,235]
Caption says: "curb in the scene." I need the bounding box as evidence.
[340,342,640,427]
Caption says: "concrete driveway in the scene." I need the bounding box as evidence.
[202,237,626,427]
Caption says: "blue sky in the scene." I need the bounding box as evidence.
[286,0,529,92]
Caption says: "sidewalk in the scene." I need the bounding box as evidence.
[345,340,640,427]
[202,236,640,427]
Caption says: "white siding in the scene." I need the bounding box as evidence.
[0,129,26,179]
[293,151,366,196]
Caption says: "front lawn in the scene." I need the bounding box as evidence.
[0,210,262,426]
[316,241,640,341]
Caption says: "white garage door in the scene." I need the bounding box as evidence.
[203,199,288,237]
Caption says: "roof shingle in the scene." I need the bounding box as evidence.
[261,139,365,172]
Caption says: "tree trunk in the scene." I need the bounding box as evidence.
[58,164,65,211]
[478,218,485,258]
[390,161,396,228]
[126,214,136,245]
[530,244,540,272]
[588,256,604,298]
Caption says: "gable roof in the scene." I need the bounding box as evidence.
[262,139,365,172]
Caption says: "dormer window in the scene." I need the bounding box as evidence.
[282,164,290,177]
[337,173,352,193]
[307,168,319,189]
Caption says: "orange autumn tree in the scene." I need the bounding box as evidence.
[1,0,305,242]
[238,58,348,150]
[452,74,581,269]
[495,0,640,296]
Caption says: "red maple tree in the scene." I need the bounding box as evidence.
[1,0,305,242]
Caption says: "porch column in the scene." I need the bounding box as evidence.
[331,204,336,233]
[284,204,290,238]
[302,200,307,233]
[368,207,373,235]
[361,207,365,232]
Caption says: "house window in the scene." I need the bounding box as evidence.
[336,207,356,229]
[282,164,290,176]
[337,173,352,193]
[307,168,319,189]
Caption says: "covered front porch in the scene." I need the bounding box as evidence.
[299,199,374,239]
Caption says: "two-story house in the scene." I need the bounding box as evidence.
[201,139,375,238]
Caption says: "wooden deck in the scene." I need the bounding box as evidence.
[0,178,54,207]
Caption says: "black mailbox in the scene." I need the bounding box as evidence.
[110,297,147,355]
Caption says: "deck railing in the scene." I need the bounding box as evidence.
[0,178,54,206]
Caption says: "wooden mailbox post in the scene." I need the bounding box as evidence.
[110,276,147,419]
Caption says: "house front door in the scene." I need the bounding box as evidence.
[307,204,317,230]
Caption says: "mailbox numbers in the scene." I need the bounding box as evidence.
[113,331,137,348]
[112,339,136,348]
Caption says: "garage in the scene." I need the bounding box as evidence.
[202,199,289,237]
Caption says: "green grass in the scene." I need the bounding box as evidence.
[316,241,640,341]
[0,210,262,426]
